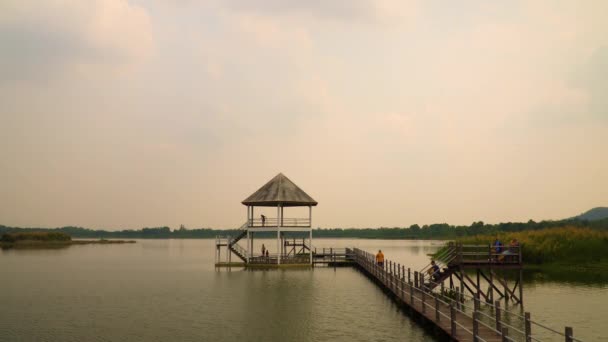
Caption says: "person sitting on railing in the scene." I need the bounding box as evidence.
[500,239,519,262]
[376,250,384,267]
[427,260,441,280]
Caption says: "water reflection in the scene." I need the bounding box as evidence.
[0,239,605,342]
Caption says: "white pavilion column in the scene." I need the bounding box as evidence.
[277,204,281,265]
[250,206,254,227]
[309,205,312,227]
[309,205,313,264]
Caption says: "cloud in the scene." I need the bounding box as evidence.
[223,0,419,25]
[0,0,154,81]
[573,45,608,121]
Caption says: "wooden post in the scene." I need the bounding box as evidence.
[473,311,479,342]
[408,268,411,283]
[459,283,464,310]
[435,296,440,322]
[495,300,502,332]
[525,312,531,342]
[421,274,426,313]
[450,303,456,337]
[410,282,414,304]
[519,268,524,306]
[414,271,419,288]
[501,327,509,342]
[489,267,494,303]
[476,269,481,299]
[503,271,509,306]
[565,327,573,342]
[474,293,480,311]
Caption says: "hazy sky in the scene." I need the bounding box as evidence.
[1,1,606,230]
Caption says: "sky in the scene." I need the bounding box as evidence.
[0,0,606,230]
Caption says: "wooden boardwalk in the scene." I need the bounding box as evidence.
[351,248,581,342]
[353,249,502,341]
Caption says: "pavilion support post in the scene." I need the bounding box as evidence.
[309,229,313,265]
[246,230,250,263]
[277,229,281,265]
[309,205,312,228]
[277,205,281,265]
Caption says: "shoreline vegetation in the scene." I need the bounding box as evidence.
[0,231,135,249]
[437,227,608,279]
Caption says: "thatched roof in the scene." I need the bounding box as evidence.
[242,173,318,207]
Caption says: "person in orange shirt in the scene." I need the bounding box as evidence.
[376,250,384,267]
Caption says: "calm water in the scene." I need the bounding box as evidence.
[1,239,606,341]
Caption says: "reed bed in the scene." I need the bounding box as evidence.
[454,227,608,264]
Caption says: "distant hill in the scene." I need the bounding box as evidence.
[572,207,608,221]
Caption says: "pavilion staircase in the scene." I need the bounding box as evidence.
[227,222,248,262]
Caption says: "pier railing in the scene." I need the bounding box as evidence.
[352,248,582,342]
[434,243,522,267]
[248,253,310,264]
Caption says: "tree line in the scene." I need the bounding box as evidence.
[1,218,607,240]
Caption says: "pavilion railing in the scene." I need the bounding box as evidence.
[248,218,311,227]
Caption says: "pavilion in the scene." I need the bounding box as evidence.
[215,173,317,266]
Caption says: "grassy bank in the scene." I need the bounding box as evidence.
[0,231,135,249]
[453,227,608,264]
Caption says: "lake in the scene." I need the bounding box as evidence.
[1,239,606,341]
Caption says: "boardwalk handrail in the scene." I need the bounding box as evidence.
[421,244,458,275]
[351,248,583,342]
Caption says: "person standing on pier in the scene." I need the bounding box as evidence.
[261,214,266,227]
[376,250,384,267]
[261,244,266,257]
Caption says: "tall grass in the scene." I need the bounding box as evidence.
[454,227,608,264]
